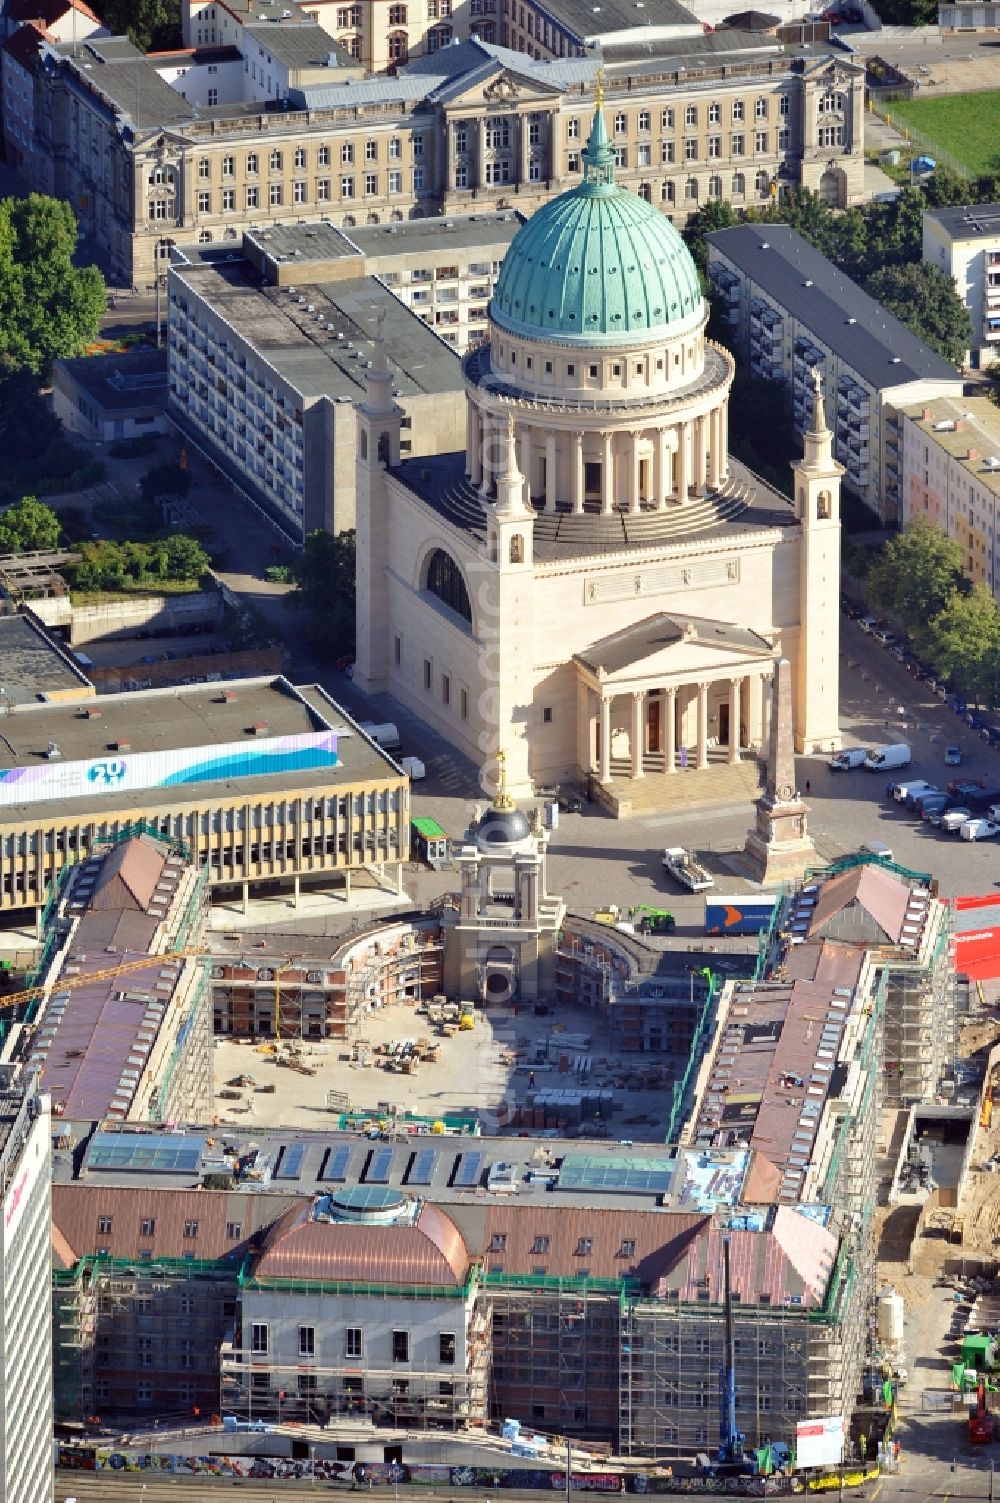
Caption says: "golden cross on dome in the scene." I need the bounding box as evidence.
[493,749,515,811]
[595,67,605,111]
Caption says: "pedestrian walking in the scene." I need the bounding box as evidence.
[528,1070,536,1090]
[805,779,811,795]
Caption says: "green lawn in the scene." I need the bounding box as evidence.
[888,90,1000,177]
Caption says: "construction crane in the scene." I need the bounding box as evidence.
[0,948,210,1019]
[717,1235,757,1475]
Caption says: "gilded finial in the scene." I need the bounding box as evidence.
[595,66,605,112]
[493,749,515,811]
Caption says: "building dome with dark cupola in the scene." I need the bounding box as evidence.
[491,106,703,347]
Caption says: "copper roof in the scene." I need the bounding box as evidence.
[783,938,865,988]
[806,864,913,946]
[481,1204,706,1283]
[254,1199,470,1286]
[52,1183,295,1263]
[651,1207,837,1307]
[88,836,168,913]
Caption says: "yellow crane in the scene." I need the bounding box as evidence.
[0,947,211,1016]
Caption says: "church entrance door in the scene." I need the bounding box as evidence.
[647,695,661,753]
[719,703,731,746]
[639,457,650,502]
[584,461,601,500]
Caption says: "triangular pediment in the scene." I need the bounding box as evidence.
[434,64,562,107]
[575,612,774,683]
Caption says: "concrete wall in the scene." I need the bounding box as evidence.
[32,589,224,646]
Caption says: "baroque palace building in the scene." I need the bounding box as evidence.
[2,11,863,285]
[355,98,843,804]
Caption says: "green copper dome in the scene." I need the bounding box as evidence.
[490,104,703,347]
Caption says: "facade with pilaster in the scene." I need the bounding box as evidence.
[5,28,864,286]
[354,102,842,805]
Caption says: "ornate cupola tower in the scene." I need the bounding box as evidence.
[355,310,403,696]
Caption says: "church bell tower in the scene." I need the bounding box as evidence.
[794,367,843,754]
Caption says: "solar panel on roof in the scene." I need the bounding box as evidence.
[324,1144,352,1181]
[86,1131,205,1174]
[406,1147,436,1186]
[275,1141,307,1181]
[364,1145,395,1184]
[557,1154,674,1195]
[454,1150,484,1188]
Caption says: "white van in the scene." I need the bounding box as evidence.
[829,748,867,771]
[359,721,401,751]
[864,743,911,772]
[890,779,936,805]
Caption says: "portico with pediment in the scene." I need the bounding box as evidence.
[574,615,776,786]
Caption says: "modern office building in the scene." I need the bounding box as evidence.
[707,222,964,521]
[0,676,409,916]
[0,1064,53,1503]
[923,202,1000,371]
[4,21,864,286]
[899,394,1000,596]
[167,234,465,542]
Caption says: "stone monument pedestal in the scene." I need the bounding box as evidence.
[744,656,817,886]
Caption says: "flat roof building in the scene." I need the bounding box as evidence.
[708,222,964,521]
[899,393,1000,596]
[923,202,1000,371]
[168,248,465,543]
[0,676,409,915]
[0,612,94,704]
[51,346,171,442]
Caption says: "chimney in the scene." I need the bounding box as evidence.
[968,448,979,463]
[921,408,932,422]
[247,722,270,736]
[955,420,964,432]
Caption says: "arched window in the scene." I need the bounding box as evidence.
[388,29,408,60]
[509,533,524,564]
[817,490,832,519]
[426,549,472,623]
[377,431,391,463]
[388,2,406,21]
[708,174,722,199]
[756,169,770,197]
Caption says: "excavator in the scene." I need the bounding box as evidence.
[970,1379,993,1444]
[628,905,676,935]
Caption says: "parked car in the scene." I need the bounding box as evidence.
[945,746,962,766]
[960,818,1000,841]
[967,786,1000,813]
[866,743,911,772]
[948,778,986,798]
[873,628,896,646]
[913,792,949,818]
[890,643,909,663]
[938,807,972,833]
[945,693,966,713]
[966,711,986,731]
[890,778,936,805]
[858,615,878,634]
[986,727,1000,748]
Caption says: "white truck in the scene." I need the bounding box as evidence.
[662,846,714,892]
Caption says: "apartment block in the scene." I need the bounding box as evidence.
[4,23,863,286]
[923,202,1000,371]
[167,232,465,543]
[900,395,1000,595]
[708,222,963,521]
[0,1064,53,1503]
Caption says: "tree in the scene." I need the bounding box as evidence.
[162,534,209,580]
[0,495,61,553]
[866,516,964,646]
[91,0,180,50]
[288,529,356,657]
[925,585,1000,704]
[140,461,191,505]
[682,200,740,276]
[864,262,970,365]
[923,166,973,209]
[0,197,105,375]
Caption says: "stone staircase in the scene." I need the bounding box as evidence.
[595,752,765,818]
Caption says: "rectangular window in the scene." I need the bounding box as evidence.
[346,1327,363,1359]
[366,138,378,160]
[460,687,468,720]
[394,635,401,666]
[294,146,306,168]
[97,1215,113,1235]
[708,136,721,158]
[439,1332,456,1363]
[341,176,355,199]
[684,104,697,126]
[222,188,235,210]
[684,139,697,161]
[226,1221,242,1239]
[197,190,211,212]
[140,1218,155,1237]
[732,99,744,121]
[731,134,744,156]
[247,151,258,174]
[246,186,259,208]
[388,170,402,194]
[198,157,211,179]
[542,706,553,723]
[661,106,673,129]
[576,1237,593,1256]
[755,97,768,119]
[317,179,331,200]
[392,1330,410,1362]
[342,142,354,165]
[389,136,402,158]
[251,1323,268,1354]
[442,673,450,706]
[779,93,790,116]
[755,130,768,153]
[298,1373,318,1396]
[567,117,580,139]
[423,659,432,691]
[413,167,425,192]
[318,144,330,166]
[365,173,377,195]
[222,154,234,176]
[208,86,218,105]
[637,143,651,167]
[413,133,424,157]
[293,180,306,203]
[709,102,721,124]
[299,1326,316,1357]
[269,182,283,206]
[661,141,674,164]
[184,1220,199,1238]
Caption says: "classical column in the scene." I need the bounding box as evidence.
[478,415,492,495]
[520,112,531,183]
[697,681,710,770]
[469,405,484,486]
[655,429,670,510]
[601,432,613,515]
[676,420,690,503]
[630,690,646,779]
[708,406,722,490]
[521,425,533,501]
[694,414,707,494]
[545,431,557,512]
[572,432,584,514]
[477,119,487,189]
[748,673,763,749]
[728,677,744,765]
[447,121,456,190]
[664,686,677,774]
[599,694,611,783]
[629,432,641,514]
[720,402,729,480]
